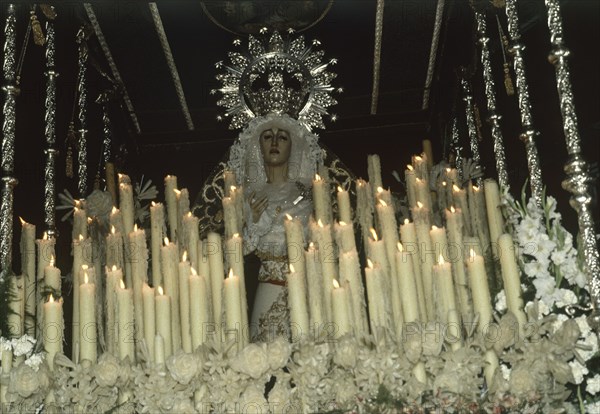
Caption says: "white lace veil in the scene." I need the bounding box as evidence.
[227,113,323,193]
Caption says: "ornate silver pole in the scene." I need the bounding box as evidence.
[1,4,19,280]
[44,8,58,239]
[370,0,384,114]
[460,75,483,187]
[475,11,510,191]
[451,116,464,177]
[504,0,543,207]
[76,28,88,198]
[544,0,600,329]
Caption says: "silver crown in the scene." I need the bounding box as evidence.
[213,29,339,130]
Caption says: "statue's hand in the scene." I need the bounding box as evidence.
[249,191,268,223]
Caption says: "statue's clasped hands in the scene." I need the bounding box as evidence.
[248,191,268,223]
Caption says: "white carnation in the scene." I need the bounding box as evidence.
[585,401,600,413]
[551,314,569,332]
[569,360,588,385]
[24,353,44,371]
[0,337,12,352]
[575,316,592,337]
[577,332,599,362]
[554,289,578,308]
[495,290,507,313]
[587,374,600,395]
[11,335,36,357]
[500,363,511,381]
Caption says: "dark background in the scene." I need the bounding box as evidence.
[1,0,598,280]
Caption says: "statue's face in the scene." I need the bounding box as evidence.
[260,127,291,167]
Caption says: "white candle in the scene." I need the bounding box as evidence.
[230,185,244,236]
[452,185,472,237]
[206,232,224,337]
[72,206,88,241]
[224,269,242,350]
[222,196,238,239]
[287,264,310,341]
[178,253,193,353]
[365,260,389,336]
[183,212,199,278]
[415,178,432,211]
[109,206,125,236]
[142,284,156,361]
[150,202,165,288]
[225,233,248,344]
[395,243,419,324]
[355,179,374,250]
[175,188,191,244]
[445,207,473,318]
[119,183,135,235]
[43,294,63,370]
[164,175,179,243]
[161,237,181,351]
[429,225,448,263]
[189,268,210,350]
[20,218,36,336]
[483,179,504,248]
[284,214,305,276]
[79,271,97,363]
[155,286,172,358]
[154,334,165,366]
[305,244,326,334]
[399,219,427,322]
[44,256,61,294]
[117,279,135,362]
[223,170,237,195]
[367,154,383,199]
[412,204,435,321]
[331,280,351,338]
[310,219,337,323]
[312,173,332,225]
[129,225,148,341]
[334,220,356,254]
[336,186,352,224]
[498,234,527,332]
[106,225,124,270]
[405,165,417,209]
[7,276,24,338]
[106,266,121,355]
[422,139,434,168]
[338,249,368,337]
[433,255,456,324]
[412,154,429,181]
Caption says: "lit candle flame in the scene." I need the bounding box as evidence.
[314,174,322,181]
[414,155,422,161]
[87,217,92,224]
[174,189,181,196]
[333,279,340,289]
[191,267,197,276]
[133,223,138,232]
[158,286,164,295]
[43,232,48,240]
[151,201,156,207]
[404,218,410,224]
[112,206,118,214]
[182,251,188,262]
[445,167,451,173]
[233,233,240,238]
[469,249,476,260]
[442,181,447,186]
[111,225,116,234]
[473,185,479,192]
[339,221,347,226]
[78,234,84,241]
[228,269,234,279]
[453,184,461,192]
[369,228,378,241]
[416,201,423,209]
[438,255,445,265]
[379,199,387,207]
[431,225,438,230]
[164,237,170,246]
[120,279,125,289]
[317,219,324,228]
[407,164,414,171]
[230,185,237,192]
[50,255,55,267]
[289,264,295,273]
[187,212,192,217]
[285,213,293,221]
[84,272,89,284]
[377,186,384,193]
[19,217,25,225]
[397,242,403,252]
[450,206,456,213]
[309,242,315,248]
[111,265,117,272]
[367,259,374,269]
[82,264,88,270]
[49,293,55,303]
[337,186,344,192]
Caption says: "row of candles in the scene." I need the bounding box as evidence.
[9,152,526,390]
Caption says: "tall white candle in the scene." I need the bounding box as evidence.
[415,178,432,211]
[72,206,88,241]
[117,279,135,362]
[164,175,179,243]
[312,174,332,225]
[183,212,199,278]
[142,284,156,361]
[206,232,224,338]
[161,238,181,352]
[178,253,193,353]
[412,204,435,321]
[445,207,473,318]
[367,154,383,200]
[106,225,124,270]
[154,334,165,366]
[129,225,148,341]
[452,185,472,237]
[399,219,427,322]
[224,270,242,351]
[119,183,135,236]
[189,268,210,350]
[287,264,310,341]
[44,256,61,294]
[334,221,356,254]
[150,202,165,288]
[155,286,172,358]
[79,271,97,363]
[305,244,326,334]
[43,294,63,370]
[284,214,306,276]
[331,279,351,338]
[222,196,238,239]
[365,260,389,336]
[405,165,417,209]
[7,276,24,338]
[310,219,337,323]
[395,243,420,324]
[338,249,368,337]
[483,179,504,248]
[336,186,352,224]
[225,233,248,345]
[433,255,456,324]
[175,188,191,246]
[498,234,527,332]
[20,218,36,336]
[106,266,121,355]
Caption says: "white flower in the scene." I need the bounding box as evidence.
[95,353,121,387]
[268,379,294,414]
[532,276,556,301]
[525,261,549,278]
[585,401,600,414]
[267,336,291,371]
[551,248,568,266]
[167,351,199,385]
[554,289,578,308]
[334,337,358,369]
[500,363,511,381]
[587,374,600,395]
[231,343,269,379]
[0,337,12,352]
[569,360,588,385]
[575,316,592,337]
[577,332,599,362]
[11,335,36,357]
[24,353,44,371]
[239,383,268,414]
[551,314,569,332]
[495,290,507,313]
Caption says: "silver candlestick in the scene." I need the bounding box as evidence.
[504,0,544,207]
[475,11,509,191]
[76,28,89,198]
[460,75,483,187]
[44,9,58,239]
[544,0,600,329]
[1,4,19,280]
